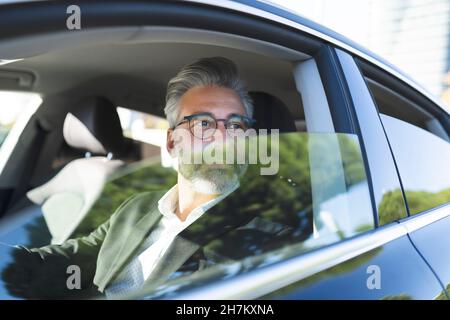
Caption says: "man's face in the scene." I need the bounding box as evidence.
[167,85,248,194]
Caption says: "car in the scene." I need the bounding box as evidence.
[0,0,449,300]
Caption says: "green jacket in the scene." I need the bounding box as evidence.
[4,188,290,299]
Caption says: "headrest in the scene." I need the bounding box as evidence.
[249,91,297,133]
[63,96,124,156]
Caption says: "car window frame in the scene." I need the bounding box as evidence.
[355,56,450,218]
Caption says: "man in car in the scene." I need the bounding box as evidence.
[2,57,259,299]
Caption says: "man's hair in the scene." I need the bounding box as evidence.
[164,56,253,128]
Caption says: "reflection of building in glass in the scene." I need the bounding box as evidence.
[272,0,450,110]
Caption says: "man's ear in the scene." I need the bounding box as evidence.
[167,128,176,157]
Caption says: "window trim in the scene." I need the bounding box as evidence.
[356,58,450,128]
[366,78,449,142]
[335,49,409,225]
[357,56,450,218]
[357,57,450,139]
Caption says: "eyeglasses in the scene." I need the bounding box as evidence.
[173,112,256,139]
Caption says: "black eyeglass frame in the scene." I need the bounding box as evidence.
[172,112,256,137]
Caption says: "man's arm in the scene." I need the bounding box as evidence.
[1,195,135,299]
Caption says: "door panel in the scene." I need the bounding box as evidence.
[406,207,450,297]
[334,48,408,226]
[262,234,446,299]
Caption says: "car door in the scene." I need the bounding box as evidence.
[330,49,449,299]
[352,53,450,298]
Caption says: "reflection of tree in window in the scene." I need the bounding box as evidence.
[1,132,372,299]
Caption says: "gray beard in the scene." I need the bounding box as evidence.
[178,163,247,194]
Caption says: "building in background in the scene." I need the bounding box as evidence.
[270,0,450,111]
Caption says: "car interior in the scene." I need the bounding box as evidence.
[0,26,314,245]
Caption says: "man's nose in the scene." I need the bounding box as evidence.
[213,121,228,142]
[203,121,227,145]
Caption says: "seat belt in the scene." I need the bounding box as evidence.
[6,118,48,212]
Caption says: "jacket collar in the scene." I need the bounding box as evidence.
[99,182,254,293]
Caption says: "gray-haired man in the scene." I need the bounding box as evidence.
[4,57,258,299]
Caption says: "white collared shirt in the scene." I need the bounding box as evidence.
[137,183,237,281]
